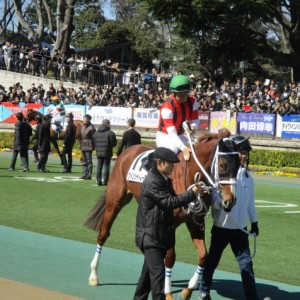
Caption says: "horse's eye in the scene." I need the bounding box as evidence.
[218,158,228,175]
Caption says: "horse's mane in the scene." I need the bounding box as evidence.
[196,128,231,146]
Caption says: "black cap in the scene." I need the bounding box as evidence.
[153,147,180,163]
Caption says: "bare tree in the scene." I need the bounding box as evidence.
[13,0,44,44]
[54,0,76,53]
[12,0,75,53]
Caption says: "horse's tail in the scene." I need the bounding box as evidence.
[84,194,106,231]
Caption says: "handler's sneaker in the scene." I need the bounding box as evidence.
[198,292,211,300]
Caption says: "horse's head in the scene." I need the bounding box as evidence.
[210,137,240,211]
[26,109,45,123]
[26,109,37,122]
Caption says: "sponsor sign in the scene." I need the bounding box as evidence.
[88,106,132,125]
[198,111,209,131]
[210,111,237,134]
[276,114,300,138]
[237,113,275,135]
[133,108,160,128]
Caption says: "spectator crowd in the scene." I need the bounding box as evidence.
[1,41,300,116]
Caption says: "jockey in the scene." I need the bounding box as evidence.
[51,95,66,133]
[156,74,199,160]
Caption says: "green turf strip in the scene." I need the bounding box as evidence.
[0,225,299,300]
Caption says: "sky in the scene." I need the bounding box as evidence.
[103,0,116,20]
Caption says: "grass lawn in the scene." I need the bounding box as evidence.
[0,151,299,286]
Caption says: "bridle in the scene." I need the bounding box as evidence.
[182,122,239,215]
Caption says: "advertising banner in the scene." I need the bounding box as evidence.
[133,108,160,128]
[88,106,132,125]
[276,114,300,138]
[210,111,237,134]
[198,111,210,131]
[237,113,275,135]
[1,103,43,123]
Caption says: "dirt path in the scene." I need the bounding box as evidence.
[0,278,83,300]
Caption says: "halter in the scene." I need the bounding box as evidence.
[183,122,238,189]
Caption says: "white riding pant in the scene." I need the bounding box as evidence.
[156,131,189,154]
[51,116,65,124]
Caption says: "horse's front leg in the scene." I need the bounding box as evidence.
[165,247,176,300]
[178,224,208,300]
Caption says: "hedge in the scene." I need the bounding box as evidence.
[1,132,300,169]
[0,132,155,156]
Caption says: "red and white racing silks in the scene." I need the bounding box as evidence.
[157,95,199,152]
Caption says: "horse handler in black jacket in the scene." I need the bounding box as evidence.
[133,147,202,300]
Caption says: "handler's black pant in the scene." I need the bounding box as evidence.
[61,147,73,171]
[37,151,49,170]
[133,247,167,300]
[200,226,258,300]
[10,148,29,170]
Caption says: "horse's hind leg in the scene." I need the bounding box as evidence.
[51,138,63,164]
[89,191,133,286]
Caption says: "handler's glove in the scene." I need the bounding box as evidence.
[250,222,259,236]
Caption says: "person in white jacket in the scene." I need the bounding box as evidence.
[199,136,259,300]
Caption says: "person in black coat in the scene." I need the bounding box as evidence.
[30,115,43,163]
[8,112,30,172]
[92,119,117,185]
[133,147,202,300]
[37,115,51,172]
[116,118,141,156]
[61,113,77,173]
[23,118,33,168]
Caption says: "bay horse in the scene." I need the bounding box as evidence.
[26,109,83,163]
[84,129,240,300]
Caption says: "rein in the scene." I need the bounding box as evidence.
[182,122,217,188]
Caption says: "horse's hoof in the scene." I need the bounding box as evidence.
[88,278,99,286]
[178,288,192,300]
[165,293,174,300]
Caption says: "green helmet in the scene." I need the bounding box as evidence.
[169,75,191,93]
